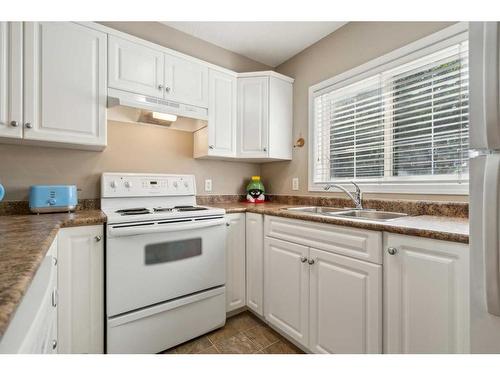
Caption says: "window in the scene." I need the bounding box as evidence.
[310,24,469,194]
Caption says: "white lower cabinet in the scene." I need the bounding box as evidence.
[384,233,469,354]
[0,237,58,354]
[58,225,104,354]
[264,237,309,346]
[225,213,246,312]
[309,248,382,353]
[246,212,264,316]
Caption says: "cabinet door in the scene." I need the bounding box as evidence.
[164,53,208,107]
[384,233,469,354]
[108,35,164,98]
[264,237,309,346]
[0,22,22,139]
[309,248,382,353]
[207,69,236,157]
[226,213,246,312]
[238,77,269,158]
[58,225,104,354]
[24,22,107,147]
[246,212,264,316]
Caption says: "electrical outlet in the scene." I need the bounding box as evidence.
[292,177,299,191]
[204,179,212,192]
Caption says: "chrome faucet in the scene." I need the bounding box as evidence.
[324,182,363,210]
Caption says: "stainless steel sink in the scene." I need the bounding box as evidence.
[283,206,408,221]
[333,210,408,221]
[284,206,350,214]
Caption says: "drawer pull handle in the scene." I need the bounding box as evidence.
[308,258,315,265]
[51,290,58,307]
[52,339,57,350]
[95,235,102,242]
[387,247,398,255]
[300,256,307,263]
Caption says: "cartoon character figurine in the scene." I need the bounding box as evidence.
[246,176,265,203]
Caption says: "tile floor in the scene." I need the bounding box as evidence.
[161,311,304,354]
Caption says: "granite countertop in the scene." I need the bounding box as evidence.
[0,210,106,338]
[209,202,469,244]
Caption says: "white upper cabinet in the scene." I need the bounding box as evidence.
[238,76,269,158]
[309,248,382,354]
[384,233,469,354]
[0,22,23,139]
[237,73,293,161]
[164,54,208,107]
[108,35,164,98]
[23,22,107,148]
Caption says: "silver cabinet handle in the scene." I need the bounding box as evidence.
[165,86,171,93]
[226,222,230,227]
[158,84,163,90]
[263,147,267,152]
[95,235,102,242]
[52,339,57,350]
[25,122,32,129]
[387,247,398,255]
[51,289,58,307]
[308,258,315,265]
[208,145,214,149]
[300,256,307,263]
[53,257,57,266]
[10,120,19,127]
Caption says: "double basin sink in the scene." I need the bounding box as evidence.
[283,206,408,222]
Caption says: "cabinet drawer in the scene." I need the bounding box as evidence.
[264,215,382,264]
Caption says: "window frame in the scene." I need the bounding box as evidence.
[308,22,469,195]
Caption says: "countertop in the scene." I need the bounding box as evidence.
[209,202,469,244]
[0,210,106,338]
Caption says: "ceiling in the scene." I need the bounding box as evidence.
[161,22,347,67]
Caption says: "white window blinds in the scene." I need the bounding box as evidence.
[312,40,469,186]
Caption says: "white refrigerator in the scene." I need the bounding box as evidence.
[469,21,500,353]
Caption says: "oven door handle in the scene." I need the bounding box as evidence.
[108,218,226,237]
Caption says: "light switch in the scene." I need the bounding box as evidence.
[292,177,299,191]
[205,179,212,192]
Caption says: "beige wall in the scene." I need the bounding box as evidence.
[0,22,267,201]
[261,21,468,202]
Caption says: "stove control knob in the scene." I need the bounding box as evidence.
[110,180,117,189]
[173,181,178,188]
[124,181,132,188]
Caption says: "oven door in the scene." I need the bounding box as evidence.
[106,216,226,317]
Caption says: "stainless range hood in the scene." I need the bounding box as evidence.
[107,88,208,121]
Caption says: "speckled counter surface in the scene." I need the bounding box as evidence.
[209,202,469,244]
[0,210,106,338]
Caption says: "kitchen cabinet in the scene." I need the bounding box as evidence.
[58,225,104,354]
[108,35,208,108]
[263,215,382,353]
[108,35,164,98]
[309,248,382,353]
[164,53,208,107]
[0,237,58,354]
[237,73,293,161]
[264,237,309,346]
[194,69,237,158]
[225,213,246,312]
[0,22,23,139]
[246,212,264,316]
[384,233,469,354]
[23,22,107,149]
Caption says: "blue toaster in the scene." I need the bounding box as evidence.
[29,185,78,213]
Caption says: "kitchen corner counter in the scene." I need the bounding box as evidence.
[211,202,469,244]
[0,210,106,338]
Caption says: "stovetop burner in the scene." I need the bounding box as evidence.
[153,207,174,212]
[174,205,209,212]
[116,208,151,216]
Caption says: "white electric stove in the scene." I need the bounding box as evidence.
[101,173,226,354]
